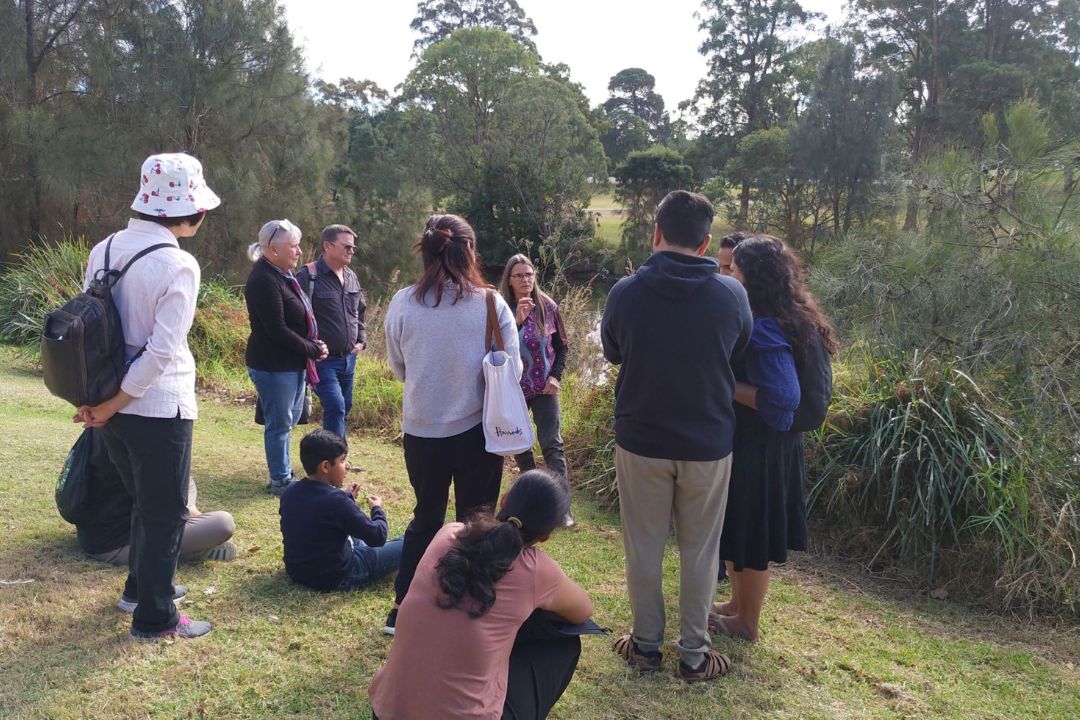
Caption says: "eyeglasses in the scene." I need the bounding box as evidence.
[510,271,535,280]
[335,243,356,252]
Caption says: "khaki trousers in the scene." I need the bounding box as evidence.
[88,510,236,566]
[615,445,732,666]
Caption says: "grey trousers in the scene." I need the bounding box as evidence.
[615,445,732,666]
[515,393,567,481]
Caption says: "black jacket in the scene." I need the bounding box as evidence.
[601,251,752,461]
[244,258,321,372]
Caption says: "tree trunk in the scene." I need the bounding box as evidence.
[24,0,42,237]
[737,180,750,229]
[903,190,919,231]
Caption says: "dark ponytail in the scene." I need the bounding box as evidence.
[435,470,569,618]
[411,214,489,307]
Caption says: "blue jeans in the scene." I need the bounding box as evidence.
[248,367,306,484]
[338,535,404,591]
[314,353,356,439]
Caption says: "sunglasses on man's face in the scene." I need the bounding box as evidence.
[335,243,356,252]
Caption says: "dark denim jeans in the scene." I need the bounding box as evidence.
[314,353,356,440]
[514,393,567,481]
[338,535,404,591]
[248,367,305,484]
[100,412,191,633]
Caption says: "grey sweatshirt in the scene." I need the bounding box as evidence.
[385,283,522,438]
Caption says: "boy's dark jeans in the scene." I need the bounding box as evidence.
[393,424,503,604]
[101,412,191,633]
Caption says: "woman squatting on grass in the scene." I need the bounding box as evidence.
[369,469,592,720]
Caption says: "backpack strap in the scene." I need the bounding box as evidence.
[485,290,505,353]
[99,235,178,368]
[303,261,317,298]
[96,235,173,287]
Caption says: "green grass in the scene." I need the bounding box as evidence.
[1,346,1078,719]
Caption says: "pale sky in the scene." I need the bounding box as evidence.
[282,0,847,111]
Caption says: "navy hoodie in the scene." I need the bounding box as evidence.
[600,251,752,461]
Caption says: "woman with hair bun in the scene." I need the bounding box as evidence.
[712,234,837,642]
[244,219,328,496]
[369,469,592,720]
[382,214,522,635]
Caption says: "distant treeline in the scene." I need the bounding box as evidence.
[4,1,1078,289]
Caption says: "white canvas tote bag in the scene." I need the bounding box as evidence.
[482,291,535,456]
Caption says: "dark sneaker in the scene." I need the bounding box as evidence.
[382,608,398,636]
[267,476,295,497]
[130,614,211,641]
[612,634,662,673]
[118,585,188,613]
[678,648,732,683]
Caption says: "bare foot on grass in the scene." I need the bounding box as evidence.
[711,600,738,617]
[709,614,759,643]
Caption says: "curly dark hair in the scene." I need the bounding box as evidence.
[732,234,838,360]
[435,470,569,618]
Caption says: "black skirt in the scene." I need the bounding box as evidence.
[718,403,808,572]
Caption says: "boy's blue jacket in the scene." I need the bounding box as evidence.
[279,479,388,591]
[600,250,752,461]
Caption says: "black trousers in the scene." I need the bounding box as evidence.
[101,412,191,633]
[372,635,581,720]
[503,635,581,720]
[393,423,503,604]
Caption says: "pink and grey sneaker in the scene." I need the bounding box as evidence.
[130,615,211,641]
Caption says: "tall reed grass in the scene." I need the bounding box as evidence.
[809,350,1080,616]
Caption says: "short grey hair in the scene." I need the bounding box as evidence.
[247,219,302,261]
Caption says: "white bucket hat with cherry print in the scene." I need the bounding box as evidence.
[130,152,221,217]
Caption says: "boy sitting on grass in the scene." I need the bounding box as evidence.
[280,429,404,592]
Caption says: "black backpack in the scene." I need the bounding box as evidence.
[56,429,94,523]
[789,334,833,433]
[40,235,171,407]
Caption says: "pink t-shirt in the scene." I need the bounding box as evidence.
[369,523,569,720]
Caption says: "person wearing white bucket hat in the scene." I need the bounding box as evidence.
[74,152,220,641]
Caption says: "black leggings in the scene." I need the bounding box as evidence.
[393,424,504,604]
[371,634,581,720]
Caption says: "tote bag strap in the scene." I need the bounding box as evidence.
[485,290,505,353]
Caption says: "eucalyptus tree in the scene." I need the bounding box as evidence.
[791,42,895,236]
[688,0,818,227]
[410,0,538,53]
[600,67,670,164]
[399,27,605,266]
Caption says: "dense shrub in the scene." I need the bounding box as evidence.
[808,351,1079,616]
[0,236,87,345]
[189,281,250,392]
